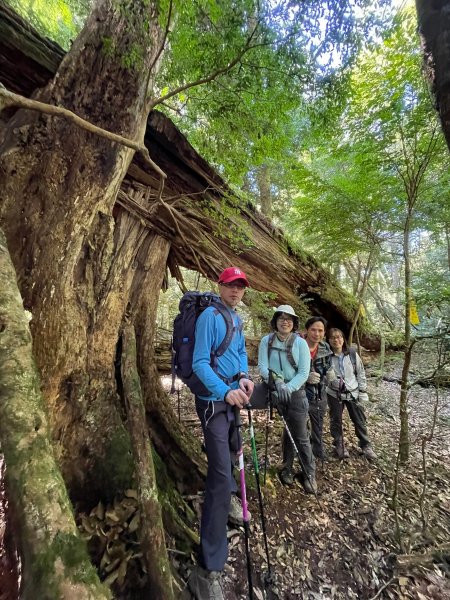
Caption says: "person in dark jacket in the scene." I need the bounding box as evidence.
[303,317,333,461]
[325,328,376,460]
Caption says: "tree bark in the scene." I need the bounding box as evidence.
[0,228,110,600]
[416,0,450,151]
[121,322,174,600]
[0,0,167,498]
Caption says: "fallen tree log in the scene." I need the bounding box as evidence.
[396,543,450,570]
[0,1,378,349]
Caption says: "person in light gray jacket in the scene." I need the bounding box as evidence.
[325,328,376,461]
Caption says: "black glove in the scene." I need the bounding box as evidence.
[275,381,292,411]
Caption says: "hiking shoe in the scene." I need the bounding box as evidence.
[188,566,224,600]
[363,445,377,461]
[303,477,318,495]
[336,447,350,459]
[228,494,251,526]
[279,469,294,486]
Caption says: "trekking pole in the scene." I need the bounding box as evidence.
[247,407,274,590]
[234,406,254,600]
[278,409,322,509]
[268,369,322,509]
[263,389,273,485]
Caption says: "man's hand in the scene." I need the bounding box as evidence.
[325,368,337,384]
[239,377,254,397]
[225,388,249,408]
[307,371,321,385]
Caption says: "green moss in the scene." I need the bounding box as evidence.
[101,36,115,57]
[92,427,135,501]
[121,43,144,71]
[31,531,104,596]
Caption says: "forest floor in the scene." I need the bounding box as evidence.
[167,348,450,600]
[1,349,449,600]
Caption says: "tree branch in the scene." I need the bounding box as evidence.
[0,83,166,182]
[147,22,260,111]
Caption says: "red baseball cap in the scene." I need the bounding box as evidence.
[218,267,249,287]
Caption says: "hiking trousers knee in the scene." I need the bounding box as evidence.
[281,390,315,478]
[195,398,239,572]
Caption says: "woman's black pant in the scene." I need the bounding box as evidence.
[327,392,370,449]
[250,383,315,478]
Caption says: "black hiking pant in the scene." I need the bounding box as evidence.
[281,390,315,479]
[195,398,239,572]
[307,393,327,461]
[250,383,315,479]
[327,392,370,450]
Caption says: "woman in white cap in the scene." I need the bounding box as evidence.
[251,305,317,493]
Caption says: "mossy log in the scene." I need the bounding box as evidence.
[396,543,450,570]
[0,228,110,600]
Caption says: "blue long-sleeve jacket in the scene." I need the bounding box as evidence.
[192,305,248,401]
[258,333,310,392]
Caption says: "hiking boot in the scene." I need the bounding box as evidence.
[228,494,251,526]
[362,445,377,461]
[335,445,350,459]
[303,477,318,495]
[279,468,294,486]
[188,566,224,600]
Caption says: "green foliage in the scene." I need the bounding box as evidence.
[5,0,89,49]
[280,4,449,329]
[155,0,392,187]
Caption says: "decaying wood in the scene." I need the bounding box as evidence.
[0,228,110,600]
[0,1,378,348]
[396,543,450,569]
[121,322,174,600]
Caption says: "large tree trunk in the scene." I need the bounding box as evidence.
[121,322,174,600]
[256,163,272,218]
[416,0,450,150]
[0,0,168,498]
[0,228,110,600]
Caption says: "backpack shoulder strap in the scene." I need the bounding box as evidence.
[285,333,297,370]
[212,302,236,357]
[267,331,276,357]
[348,347,358,377]
[267,332,297,370]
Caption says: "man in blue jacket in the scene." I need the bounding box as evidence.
[188,267,254,600]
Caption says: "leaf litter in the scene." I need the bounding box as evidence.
[166,347,450,599]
